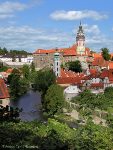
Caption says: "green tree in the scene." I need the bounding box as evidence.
[101,48,110,61]
[7,68,29,100]
[72,90,109,110]
[0,105,20,122]
[33,68,56,95]
[30,62,35,72]
[0,119,113,150]
[43,84,64,116]
[22,64,30,80]
[66,60,82,73]
[75,122,113,150]
[8,71,21,100]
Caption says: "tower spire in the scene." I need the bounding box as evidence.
[76,21,85,55]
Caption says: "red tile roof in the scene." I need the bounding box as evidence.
[89,69,97,74]
[108,62,113,69]
[34,44,91,56]
[34,49,56,54]
[6,68,13,73]
[92,57,109,67]
[56,69,85,84]
[90,83,104,88]
[0,79,10,99]
[93,53,102,58]
[100,69,113,82]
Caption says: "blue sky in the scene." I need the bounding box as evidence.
[0,0,113,52]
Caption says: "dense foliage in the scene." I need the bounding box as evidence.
[0,105,20,122]
[101,48,111,61]
[33,68,56,96]
[43,84,64,116]
[0,47,31,55]
[22,64,30,80]
[7,68,29,100]
[0,119,113,150]
[0,65,9,72]
[66,60,82,73]
[0,47,8,55]
[72,89,113,110]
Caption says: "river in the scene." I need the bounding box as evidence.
[10,90,43,121]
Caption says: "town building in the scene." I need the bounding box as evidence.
[0,79,10,107]
[33,22,92,70]
[0,54,33,68]
[64,85,81,100]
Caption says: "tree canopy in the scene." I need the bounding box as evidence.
[66,60,82,73]
[0,118,113,150]
[22,64,30,80]
[0,47,31,55]
[33,68,56,96]
[72,89,113,110]
[101,48,111,61]
[43,84,64,116]
[7,68,29,100]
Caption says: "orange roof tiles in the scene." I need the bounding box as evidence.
[34,44,91,56]
[34,49,56,54]
[93,53,102,58]
[89,69,97,74]
[108,62,113,69]
[0,79,10,99]
[90,83,104,88]
[110,53,113,58]
[6,68,13,73]
[92,57,109,67]
[100,69,113,82]
[56,69,85,84]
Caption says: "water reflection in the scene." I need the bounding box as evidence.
[10,90,43,121]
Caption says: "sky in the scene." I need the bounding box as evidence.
[0,0,113,52]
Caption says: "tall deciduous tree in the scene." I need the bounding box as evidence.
[33,68,56,95]
[7,68,29,100]
[101,48,111,61]
[66,60,82,73]
[22,64,30,80]
[30,62,35,72]
[43,84,64,116]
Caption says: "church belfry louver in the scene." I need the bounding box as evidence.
[76,21,85,55]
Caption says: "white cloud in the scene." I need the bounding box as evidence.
[73,24,113,52]
[0,26,71,51]
[83,24,100,35]
[73,24,100,35]
[50,10,108,21]
[0,25,113,52]
[0,1,27,19]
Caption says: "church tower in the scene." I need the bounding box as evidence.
[53,52,61,77]
[76,22,85,55]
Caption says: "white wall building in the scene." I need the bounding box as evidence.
[64,85,81,100]
[0,54,33,63]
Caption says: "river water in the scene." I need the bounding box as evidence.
[10,90,43,121]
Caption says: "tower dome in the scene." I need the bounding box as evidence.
[76,22,85,55]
